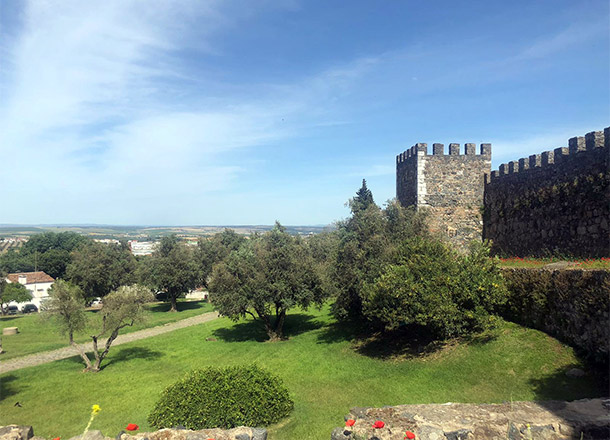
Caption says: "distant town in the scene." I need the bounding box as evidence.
[0,225,330,256]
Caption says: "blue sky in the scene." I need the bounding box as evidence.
[0,0,608,226]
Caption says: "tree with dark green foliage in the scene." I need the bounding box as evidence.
[195,229,246,288]
[331,182,428,322]
[209,222,325,341]
[0,232,88,279]
[139,235,198,312]
[148,365,293,429]
[361,239,507,338]
[352,179,375,213]
[66,241,136,299]
[0,282,32,315]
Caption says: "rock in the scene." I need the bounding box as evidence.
[444,429,471,440]
[250,428,267,440]
[507,422,521,440]
[0,425,33,440]
[350,407,371,418]
[418,425,445,440]
[234,433,251,440]
[205,337,217,342]
[565,368,585,377]
[527,425,556,440]
[398,412,417,423]
[330,427,351,440]
[2,328,18,336]
[68,430,107,440]
[184,433,208,440]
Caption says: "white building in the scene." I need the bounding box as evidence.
[129,240,157,256]
[5,271,55,311]
[185,287,209,301]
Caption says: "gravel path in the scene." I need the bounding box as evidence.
[0,311,219,374]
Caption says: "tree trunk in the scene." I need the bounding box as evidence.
[273,309,286,340]
[169,294,178,312]
[70,333,93,371]
[90,320,133,371]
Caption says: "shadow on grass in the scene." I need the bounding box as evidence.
[61,347,164,370]
[528,364,609,438]
[0,316,21,323]
[103,346,164,369]
[0,374,19,402]
[213,313,324,342]
[146,300,208,313]
[529,363,608,402]
[317,320,500,361]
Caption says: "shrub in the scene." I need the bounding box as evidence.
[361,238,507,339]
[148,364,294,429]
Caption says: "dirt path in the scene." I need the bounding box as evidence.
[0,311,219,374]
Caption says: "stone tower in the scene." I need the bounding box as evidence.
[396,142,491,248]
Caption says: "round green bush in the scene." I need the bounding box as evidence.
[148,364,294,429]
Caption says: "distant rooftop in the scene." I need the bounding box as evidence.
[6,271,55,284]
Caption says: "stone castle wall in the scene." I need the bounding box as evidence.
[396,142,491,248]
[483,128,609,257]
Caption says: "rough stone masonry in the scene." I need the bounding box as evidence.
[396,127,609,257]
[396,141,491,250]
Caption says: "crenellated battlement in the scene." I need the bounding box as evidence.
[483,127,609,257]
[488,128,608,181]
[396,142,491,164]
[396,139,492,249]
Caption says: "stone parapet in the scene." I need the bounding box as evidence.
[483,128,609,257]
[331,398,610,440]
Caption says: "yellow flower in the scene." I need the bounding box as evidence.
[91,404,101,415]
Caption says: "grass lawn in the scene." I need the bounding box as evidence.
[0,300,214,360]
[0,305,605,440]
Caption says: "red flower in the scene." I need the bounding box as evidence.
[345,419,355,427]
[126,424,139,431]
[405,431,416,439]
[372,420,385,429]
[52,437,60,440]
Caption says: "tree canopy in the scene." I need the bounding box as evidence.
[66,241,136,298]
[139,235,198,312]
[331,186,428,322]
[195,229,246,288]
[209,223,325,340]
[0,282,32,314]
[0,232,88,279]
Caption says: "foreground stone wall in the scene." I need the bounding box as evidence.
[396,142,491,249]
[0,426,267,440]
[483,128,609,257]
[331,398,610,440]
[501,267,610,365]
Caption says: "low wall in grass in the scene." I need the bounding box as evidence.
[500,268,609,364]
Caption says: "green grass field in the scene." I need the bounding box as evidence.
[0,300,214,360]
[0,305,604,440]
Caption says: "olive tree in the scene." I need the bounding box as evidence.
[209,223,325,341]
[140,235,198,312]
[45,281,154,372]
